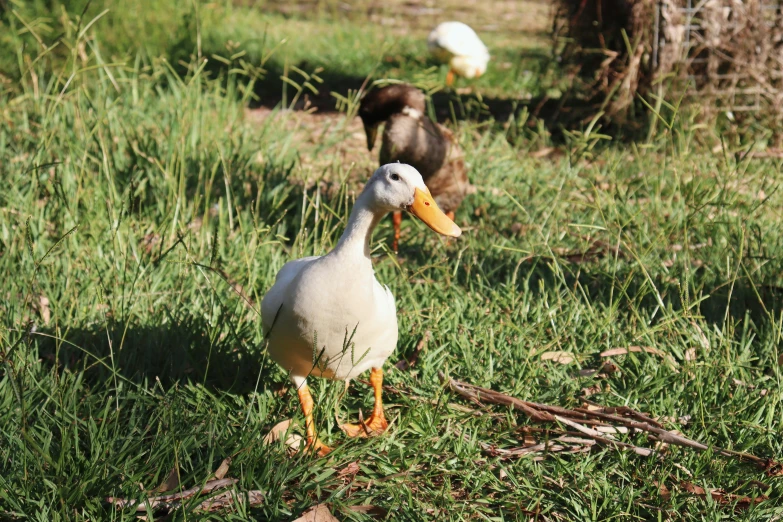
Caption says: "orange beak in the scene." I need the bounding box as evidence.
[407,188,461,237]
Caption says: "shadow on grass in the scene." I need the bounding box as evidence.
[199,47,611,142]
[34,311,276,395]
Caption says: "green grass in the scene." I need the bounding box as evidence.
[2,2,783,520]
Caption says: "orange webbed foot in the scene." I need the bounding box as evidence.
[305,437,332,457]
[341,368,388,438]
[341,410,389,438]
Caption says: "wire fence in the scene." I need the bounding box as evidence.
[654,0,783,112]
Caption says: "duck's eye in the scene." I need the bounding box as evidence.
[390,173,400,181]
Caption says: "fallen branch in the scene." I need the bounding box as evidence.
[194,489,264,513]
[462,431,595,458]
[554,415,657,458]
[106,478,263,514]
[446,375,614,425]
[441,373,780,472]
[107,478,238,510]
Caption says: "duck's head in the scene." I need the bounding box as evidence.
[364,163,461,237]
[359,84,427,152]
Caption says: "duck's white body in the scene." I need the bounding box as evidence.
[427,21,489,79]
[261,214,398,388]
[262,164,461,390]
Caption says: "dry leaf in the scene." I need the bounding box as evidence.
[263,419,293,445]
[213,457,231,480]
[581,384,602,397]
[38,296,51,325]
[684,347,697,362]
[337,461,360,479]
[658,415,690,425]
[531,146,556,159]
[600,346,678,368]
[293,504,340,522]
[141,233,162,254]
[692,321,710,351]
[600,346,659,357]
[601,361,619,374]
[579,361,620,377]
[154,466,180,493]
[263,419,304,453]
[679,481,767,509]
[654,480,671,499]
[541,351,574,364]
[732,378,755,389]
[766,461,783,477]
[284,433,305,453]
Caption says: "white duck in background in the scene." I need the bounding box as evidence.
[427,21,490,86]
[261,164,462,455]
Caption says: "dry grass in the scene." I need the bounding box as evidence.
[555,0,783,124]
[244,106,376,187]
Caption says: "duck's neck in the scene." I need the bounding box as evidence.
[331,191,384,262]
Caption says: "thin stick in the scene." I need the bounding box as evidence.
[107,478,238,511]
[442,374,780,470]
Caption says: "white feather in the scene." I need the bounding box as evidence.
[428,21,490,78]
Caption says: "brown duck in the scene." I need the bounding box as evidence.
[359,83,471,251]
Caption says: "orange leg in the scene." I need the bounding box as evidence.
[341,368,388,438]
[446,69,455,87]
[297,385,331,456]
[392,211,402,252]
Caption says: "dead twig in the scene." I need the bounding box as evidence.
[554,415,657,458]
[106,478,263,514]
[441,373,780,471]
[395,331,431,370]
[445,375,611,425]
[465,431,596,458]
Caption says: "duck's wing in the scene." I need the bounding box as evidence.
[374,279,397,322]
[261,256,320,337]
[381,114,448,179]
[428,22,488,59]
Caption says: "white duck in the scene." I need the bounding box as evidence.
[261,164,462,454]
[427,21,490,86]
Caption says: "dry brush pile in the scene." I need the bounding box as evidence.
[554,0,783,123]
